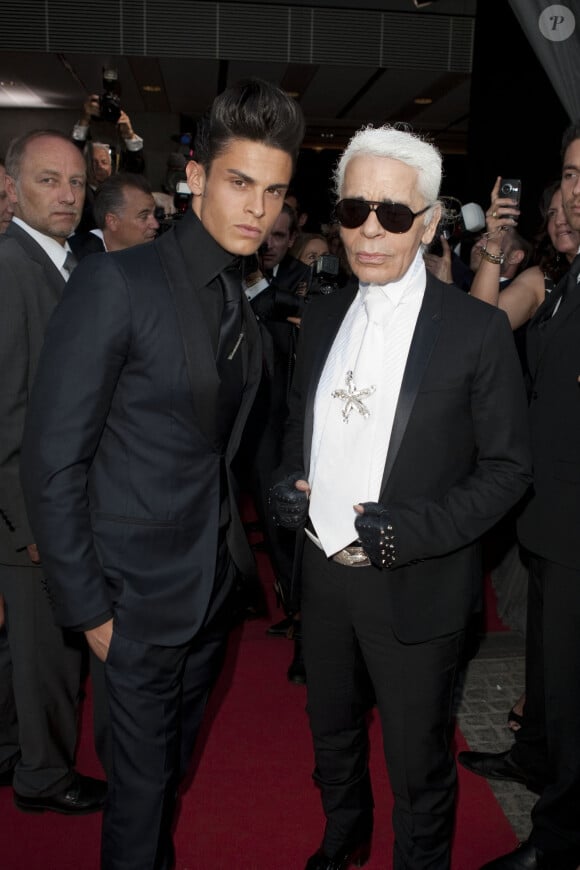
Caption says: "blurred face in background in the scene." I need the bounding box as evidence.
[91,145,113,185]
[545,187,579,259]
[104,186,159,251]
[0,164,15,232]
[298,236,329,266]
[260,209,295,271]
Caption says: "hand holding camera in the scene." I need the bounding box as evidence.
[487,175,522,232]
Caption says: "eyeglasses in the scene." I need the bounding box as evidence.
[335,198,433,233]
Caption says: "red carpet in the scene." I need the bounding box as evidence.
[0,548,517,869]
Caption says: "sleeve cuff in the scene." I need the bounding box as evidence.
[124,135,144,152]
[72,124,89,142]
[244,277,269,300]
[71,610,114,632]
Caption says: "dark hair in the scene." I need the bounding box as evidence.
[193,78,304,171]
[5,129,76,180]
[561,119,580,159]
[279,201,299,237]
[533,180,572,283]
[93,172,153,229]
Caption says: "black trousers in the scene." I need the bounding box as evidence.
[301,539,463,870]
[100,571,235,870]
[512,554,580,864]
[0,563,83,796]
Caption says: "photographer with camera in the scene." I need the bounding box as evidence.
[72,70,146,232]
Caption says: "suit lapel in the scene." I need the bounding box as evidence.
[156,224,221,448]
[527,265,580,380]
[380,277,442,496]
[7,222,65,303]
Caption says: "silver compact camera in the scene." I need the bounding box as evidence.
[499,178,522,207]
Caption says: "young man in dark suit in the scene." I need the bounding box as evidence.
[271,124,532,870]
[459,123,580,870]
[21,79,304,869]
[0,130,106,812]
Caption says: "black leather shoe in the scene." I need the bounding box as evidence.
[480,841,543,869]
[288,637,306,685]
[14,772,107,815]
[304,839,371,870]
[458,749,544,794]
[267,614,296,637]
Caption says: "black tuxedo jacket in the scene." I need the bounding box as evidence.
[281,274,532,642]
[69,231,105,260]
[0,223,66,566]
[21,213,261,645]
[517,262,580,569]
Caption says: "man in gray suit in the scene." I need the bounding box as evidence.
[0,130,106,812]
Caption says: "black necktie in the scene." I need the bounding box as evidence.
[63,250,78,278]
[217,262,243,364]
[216,261,244,447]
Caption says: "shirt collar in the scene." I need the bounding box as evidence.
[174,209,239,290]
[12,216,73,272]
[359,247,426,308]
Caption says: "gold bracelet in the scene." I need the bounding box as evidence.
[480,245,505,265]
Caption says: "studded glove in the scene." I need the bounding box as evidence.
[269,473,309,530]
[354,502,398,570]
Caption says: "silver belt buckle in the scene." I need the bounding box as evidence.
[332,545,371,568]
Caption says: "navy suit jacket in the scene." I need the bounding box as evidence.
[21,213,261,645]
[281,273,532,642]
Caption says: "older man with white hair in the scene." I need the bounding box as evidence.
[272,124,532,870]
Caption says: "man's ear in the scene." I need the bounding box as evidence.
[508,249,525,266]
[5,174,18,205]
[185,160,206,196]
[421,203,442,247]
[105,213,118,233]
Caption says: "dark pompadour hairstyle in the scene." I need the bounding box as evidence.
[93,172,153,229]
[193,78,305,170]
[561,119,580,159]
[5,129,76,180]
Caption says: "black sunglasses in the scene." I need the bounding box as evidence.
[335,198,433,233]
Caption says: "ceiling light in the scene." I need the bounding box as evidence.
[414,97,433,105]
[142,85,162,93]
[413,1,436,7]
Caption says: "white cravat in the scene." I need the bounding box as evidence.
[308,250,426,557]
[308,287,393,556]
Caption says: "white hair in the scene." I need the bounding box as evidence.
[333,124,443,226]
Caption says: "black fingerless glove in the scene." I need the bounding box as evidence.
[354,502,398,570]
[269,473,309,530]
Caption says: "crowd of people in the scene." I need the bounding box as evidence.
[0,75,580,870]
